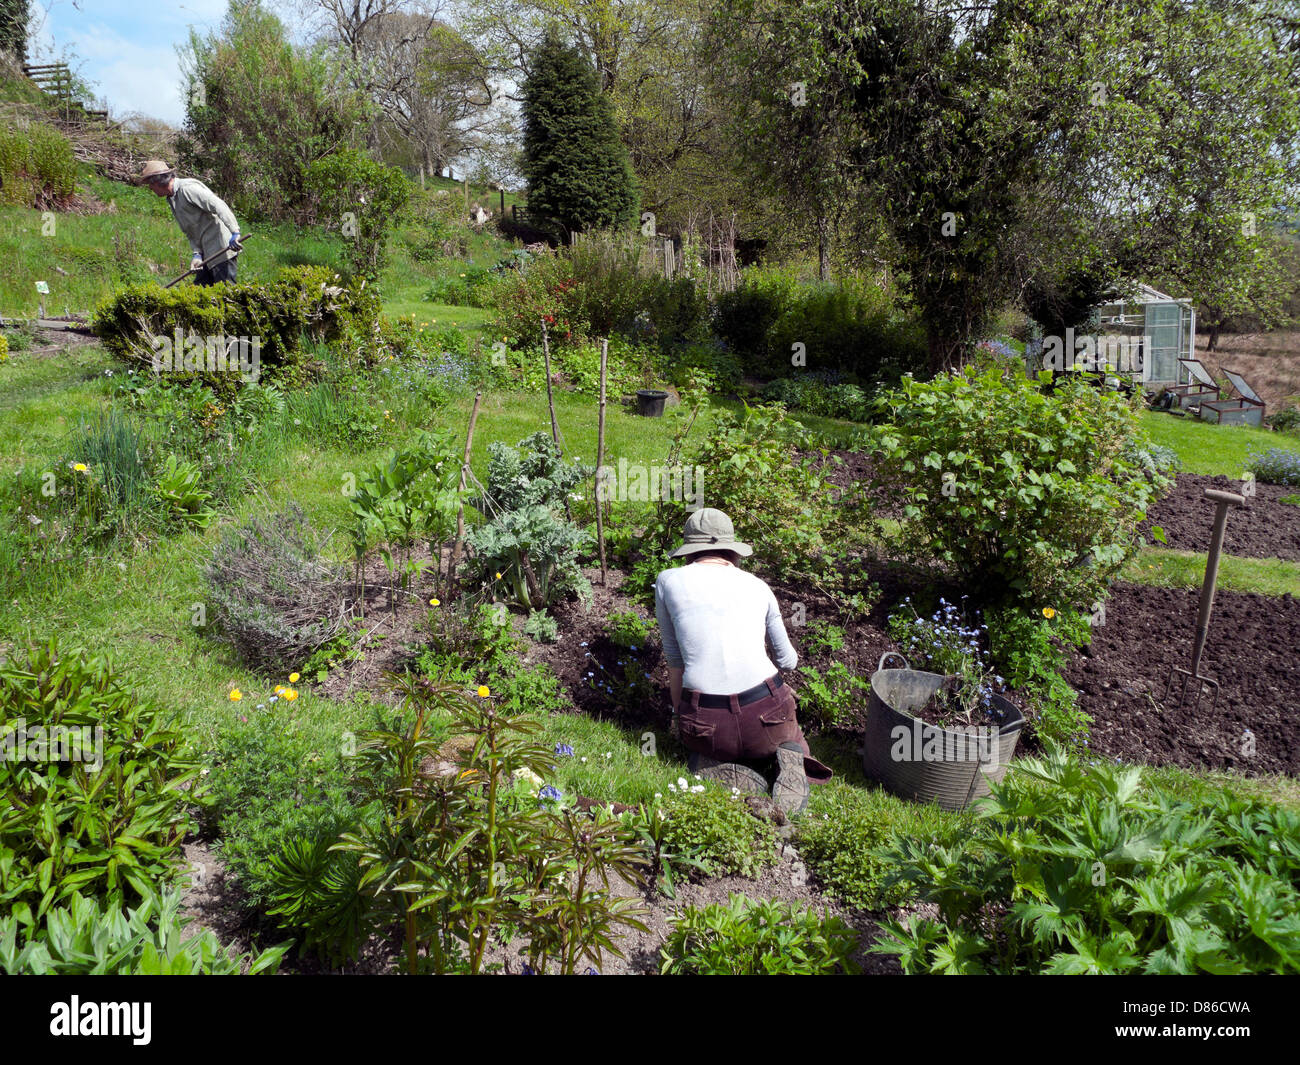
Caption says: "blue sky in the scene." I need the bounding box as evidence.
[31,0,232,126]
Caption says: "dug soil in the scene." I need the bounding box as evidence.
[1141,472,1300,561]
[1065,582,1300,775]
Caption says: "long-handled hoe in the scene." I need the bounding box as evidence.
[163,234,252,288]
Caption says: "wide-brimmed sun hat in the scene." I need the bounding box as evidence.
[137,160,174,184]
[670,507,753,558]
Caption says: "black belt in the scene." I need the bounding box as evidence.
[694,674,783,709]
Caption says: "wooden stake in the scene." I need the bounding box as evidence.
[448,390,483,596]
[596,337,609,586]
[542,319,561,455]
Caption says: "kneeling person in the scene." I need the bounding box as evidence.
[655,508,832,814]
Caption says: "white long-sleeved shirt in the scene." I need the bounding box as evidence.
[654,563,798,695]
[167,177,239,265]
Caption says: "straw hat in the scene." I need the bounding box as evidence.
[137,160,174,185]
[670,508,753,558]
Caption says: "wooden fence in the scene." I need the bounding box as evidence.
[22,61,109,125]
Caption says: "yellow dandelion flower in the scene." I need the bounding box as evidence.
[72,462,88,473]
[495,571,503,580]
[284,689,298,701]
[1042,607,1056,619]
[229,689,242,701]
[477,685,490,698]
[289,672,300,683]
[429,598,440,606]
[273,685,285,694]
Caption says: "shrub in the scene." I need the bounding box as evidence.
[0,638,197,934]
[1268,405,1300,435]
[202,502,356,672]
[713,269,927,384]
[91,266,381,397]
[874,746,1300,974]
[872,366,1168,611]
[1250,446,1300,486]
[0,889,288,975]
[489,248,583,349]
[660,788,778,878]
[762,374,872,421]
[304,149,410,280]
[795,661,869,730]
[423,263,497,307]
[606,610,654,649]
[681,403,841,580]
[660,894,860,975]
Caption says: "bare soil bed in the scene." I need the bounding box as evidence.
[1141,472,1300,560]
[1065,582,1300,776]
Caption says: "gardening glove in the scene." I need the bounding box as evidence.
[228,232,241,249]
[190,255,204,271]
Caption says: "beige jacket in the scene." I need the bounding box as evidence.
[166,177,239,265]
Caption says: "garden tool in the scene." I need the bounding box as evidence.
[1163,488,1245,712]
[163,234,252,288]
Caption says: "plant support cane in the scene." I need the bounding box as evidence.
[596,338,608,586]
[1164,488,1245,712]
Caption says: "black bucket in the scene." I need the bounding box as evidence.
[636,389,669,417]
[861,652,1024,811]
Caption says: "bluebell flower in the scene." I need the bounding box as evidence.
[555,742,574,757]
[539,785,561,801]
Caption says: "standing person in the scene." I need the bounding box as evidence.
[654,508,833,814]
[137,160,242,286]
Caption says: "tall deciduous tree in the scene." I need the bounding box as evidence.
[720,0,1300,373]
[521,29,638,239]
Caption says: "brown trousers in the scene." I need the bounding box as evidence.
[676,677,833,781]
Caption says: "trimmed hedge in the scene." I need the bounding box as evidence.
[91,266,381,395]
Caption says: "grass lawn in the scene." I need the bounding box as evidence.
[1121,548,1300,597]
[1140,409,1298,477]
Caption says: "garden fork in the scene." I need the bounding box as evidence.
[1163,488,1245,713]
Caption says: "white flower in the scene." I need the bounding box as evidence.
[580,756,587,763]
[693,774,701,781]
[690,785,705,793]
[654,792,662,799]
[677,776,688,789]
[668,783,677,792]
[731,787,740,796]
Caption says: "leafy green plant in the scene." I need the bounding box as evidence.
[872,365,1170,611]
[798,796,916,909]
[986,604,1093,746]
[468,432,594,611]
[335,675,649,974]
[796,661,868,729]
[0,638,197,937]
[873,745,1300,974]
[1249,446,1300,487]
[153,454,217,529]
[606,610,654,649]
[523,608,559,643]
[660,894,861,975]
[0,889,289,975]
[660,787,778,878]
[349,429,463,616]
